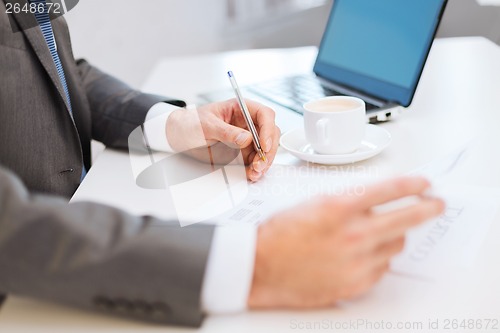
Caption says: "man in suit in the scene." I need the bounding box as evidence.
[0,0,280,326]
[0,0,445,327]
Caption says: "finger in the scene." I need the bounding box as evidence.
[249,157,265,181]
[247,168,263,182]
[358,177,432,211]
[249,126,281,180]
[262,126,281,171]
[245,100,277,153]
[245,151,264,182]
[367,198,445,248]
[368,237,405,270]
[376,236,406,258]
[252,152,268,173]
[206,141,242,165]
[209,119,253,148]
[349,238,403,282]
[349,237,402,281]
[340,262,389,300]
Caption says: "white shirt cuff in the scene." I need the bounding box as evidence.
[143,102,180,152]
[201,225,257,314]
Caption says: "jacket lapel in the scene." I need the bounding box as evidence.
[6,0,72,115]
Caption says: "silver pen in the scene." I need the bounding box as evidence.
[228,71,267,162]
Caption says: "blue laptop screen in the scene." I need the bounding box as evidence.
[314,0,446,106]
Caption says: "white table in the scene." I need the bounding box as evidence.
[1,37,500,333]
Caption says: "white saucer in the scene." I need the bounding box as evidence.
[280,124,392,165]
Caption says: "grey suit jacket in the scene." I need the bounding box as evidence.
[0,0,214,327]
[0,167,214,326]
[0,0,185,198]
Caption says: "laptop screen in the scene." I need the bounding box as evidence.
[314,0,447,107]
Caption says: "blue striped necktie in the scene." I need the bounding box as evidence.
[30,0,73,114]
[30,0,87,180]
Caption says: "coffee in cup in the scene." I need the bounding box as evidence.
[303,96,366,155]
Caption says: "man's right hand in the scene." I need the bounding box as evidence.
[248,177,445,309]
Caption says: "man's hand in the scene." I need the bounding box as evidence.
[166,99,280,182]
[248,177,445,309]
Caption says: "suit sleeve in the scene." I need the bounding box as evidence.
[76,59,186,149]
[0,167,213,327]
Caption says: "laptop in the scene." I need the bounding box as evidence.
[200,0,448,129]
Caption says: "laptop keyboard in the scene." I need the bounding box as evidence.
[246,74,379,114]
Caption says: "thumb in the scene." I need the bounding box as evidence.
[213,120,253,148]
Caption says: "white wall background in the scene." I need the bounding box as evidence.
[64,0,228,88]
[64,0,500,89]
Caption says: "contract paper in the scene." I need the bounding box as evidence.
[211,164,376,226]
[211,145,500,281]
[390,188,499,280]
[391,141,500,279]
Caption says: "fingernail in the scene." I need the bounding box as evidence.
[253,171,262,180]
[253,159,267,172]
[436,199,446,210]
[265,138,272,153]
[236,132,251,146]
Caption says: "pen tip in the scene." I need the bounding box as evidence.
[228,71,233,77]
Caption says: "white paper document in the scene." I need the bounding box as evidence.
[211,164,375,226]
[391,187,500,280]
[385,142,500,279]
[210,157,500,281]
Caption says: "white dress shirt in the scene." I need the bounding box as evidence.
[144,103,257,314]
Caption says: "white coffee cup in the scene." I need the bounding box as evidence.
[303,96,366,155]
